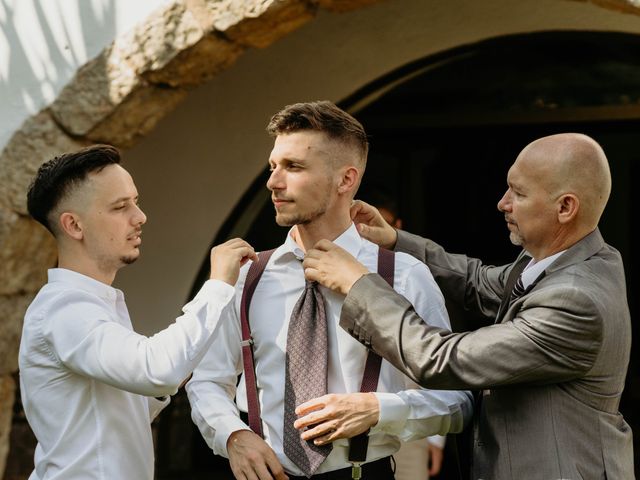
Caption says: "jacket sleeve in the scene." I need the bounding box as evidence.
[395,229,512,320]
[340,273,602,390]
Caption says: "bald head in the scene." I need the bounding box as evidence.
[516,133,611,230]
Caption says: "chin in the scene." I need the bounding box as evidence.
[509,233,524,246]
[121,252,140,265]
[275,214,297,227]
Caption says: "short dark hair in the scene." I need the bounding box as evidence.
[266,101,369,163]
[27,144,121,233]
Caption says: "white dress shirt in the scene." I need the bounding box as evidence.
[19,268,235,480]
[187,224,473,476]
[521,250,566,288]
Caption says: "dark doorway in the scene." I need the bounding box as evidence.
[157,31,640,478]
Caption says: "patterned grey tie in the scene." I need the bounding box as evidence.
[510,275,526,303]
[283,280,332,477]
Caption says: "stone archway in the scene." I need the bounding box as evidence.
[1,0,639,476]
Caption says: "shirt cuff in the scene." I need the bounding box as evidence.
[148,396,170,421]
[428,434,446,448]
[194,279,236,304]
[370,392,409,435]
[213,415,253,457]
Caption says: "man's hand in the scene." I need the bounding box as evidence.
[210,238,258,286]
[303,240,369,295]
[428,442,444,476]
[227,430,289,480]
[350,200,398,249]
[292,393,380,446]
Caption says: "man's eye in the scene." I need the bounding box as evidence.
[114,204,126,210]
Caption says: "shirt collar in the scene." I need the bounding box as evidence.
[48,268,121,303]
[274,223,363,263]
[521,250,566,288]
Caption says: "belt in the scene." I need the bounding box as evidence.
[287,456,394,480]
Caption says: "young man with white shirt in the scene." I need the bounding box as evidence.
[20,145,256,480]
[186,101,472,480]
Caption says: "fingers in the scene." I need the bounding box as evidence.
[350,199,373,221]
[266,455,289,480]
[228,430,288,480]
[210,238,257,285]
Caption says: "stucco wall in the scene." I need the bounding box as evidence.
[0,0,170,150]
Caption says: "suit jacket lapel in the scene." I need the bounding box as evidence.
[495,228,604,324]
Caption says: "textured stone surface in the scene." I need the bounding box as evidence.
[0,209,56,297]
[50,44,188,148]
[317,0,386,13]
[0,293,34,375]
[208,0,316,48]
[143,33,244,87]
[115,0,244,87]
[49,44,142,137]
[85,84,187,148]
[0,374,16,479]
[0,111,87,215]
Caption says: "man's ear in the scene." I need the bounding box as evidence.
[557,193,579,224]
[337,166,360,195]
[59,212,84,240]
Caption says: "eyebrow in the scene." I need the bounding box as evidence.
[269,157,306,165]
[109,195,138,205]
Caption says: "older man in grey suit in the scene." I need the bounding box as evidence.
[303,133,634,479]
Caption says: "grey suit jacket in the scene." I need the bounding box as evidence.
[340,228,634,479]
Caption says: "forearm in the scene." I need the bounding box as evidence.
[187,380,250,456]
[372,389,472,442]
[341,274,599,390]
[395,230,505,318]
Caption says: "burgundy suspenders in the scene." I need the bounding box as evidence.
[239,247,395,461]
[239,248,276,437]
[348,247,394,471]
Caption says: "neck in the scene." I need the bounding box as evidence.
[529,226,591,262]
[58,248,117,285]
[292,209,352,252]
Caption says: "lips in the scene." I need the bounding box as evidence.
[128,230,142,243]
[272,197,292,208]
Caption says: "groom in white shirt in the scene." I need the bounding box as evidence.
[20,144,256,480]
[186,101,472,480]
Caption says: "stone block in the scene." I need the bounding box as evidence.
[0,111,87,215]
[0,374,16,479]
[49,43,141,137]
[0,209,56,297]
[143,33,244,87]
[0,294,35,375]
[208,0,316,49]
[85,84,187,148]
[115,0,244,86]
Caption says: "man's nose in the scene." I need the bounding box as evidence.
[497,190,511,212]
[134,204,147,225]
[266,168,283,191]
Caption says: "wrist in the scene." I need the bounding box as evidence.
[384,228,398,250]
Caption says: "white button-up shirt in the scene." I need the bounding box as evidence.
[19,268,235,480]
[187,224,473,476]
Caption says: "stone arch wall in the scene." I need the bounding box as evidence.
[1,0,639,475]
